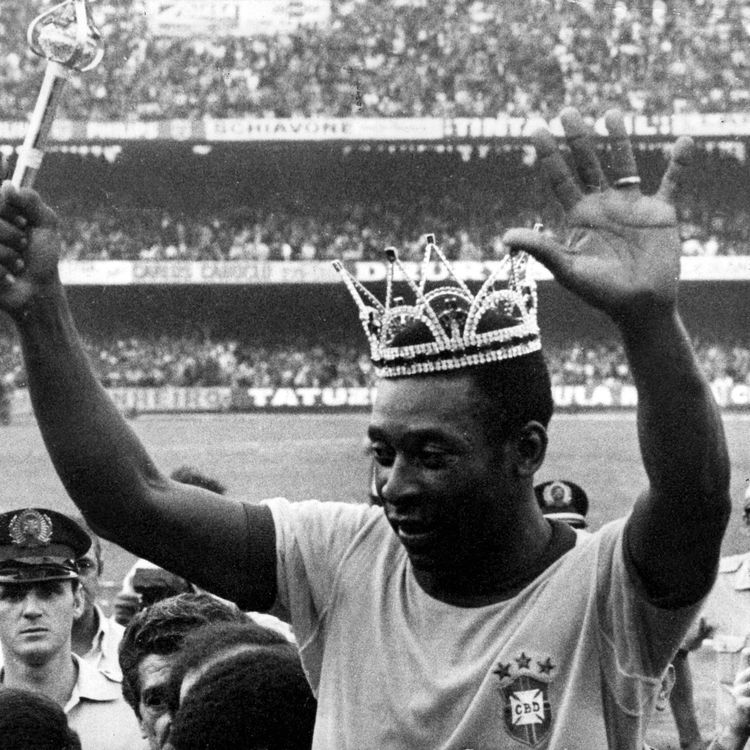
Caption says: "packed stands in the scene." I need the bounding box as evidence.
[54,200,750,261]
[1,333,749,391]
[43,145,750,260]
[0,0,747,415]
[2,0,750,120]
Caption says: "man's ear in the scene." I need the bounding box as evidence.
[513,421,548,477]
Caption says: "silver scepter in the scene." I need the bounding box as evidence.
[12,0,104,189]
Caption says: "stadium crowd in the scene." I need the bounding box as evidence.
[53,200,750,262]
[41,143,750,261]
[2,0,750,119]
[1,333,749,390]
[56,204,543,262]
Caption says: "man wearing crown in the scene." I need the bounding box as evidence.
[0,109,730,749]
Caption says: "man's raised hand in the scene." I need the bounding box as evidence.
[503,108,694,328]
[0,181,59,317]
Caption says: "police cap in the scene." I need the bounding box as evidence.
[534,480,589,529]
[0,508,91,584]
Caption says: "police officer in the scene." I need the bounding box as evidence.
[534,479,590,530]
[69,516,124,681]
[0,508,144,750]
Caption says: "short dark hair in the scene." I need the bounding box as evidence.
[170,466,227,495]
[170,649,316,750]
[118,592,246,717]
[165,620,292,713]
[467,350,554,444]
[0,687,82,750]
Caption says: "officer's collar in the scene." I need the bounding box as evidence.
[64,653,122,713]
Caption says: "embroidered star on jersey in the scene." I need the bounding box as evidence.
[493,662,512,680]
[538,657,555,675]
[516,652,532,669]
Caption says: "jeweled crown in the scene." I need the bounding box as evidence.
[333,234,541,378]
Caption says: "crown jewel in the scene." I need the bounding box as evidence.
[333,235,541,378]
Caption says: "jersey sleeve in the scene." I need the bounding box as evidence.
[595,519,704,722]
[263,498,380,644]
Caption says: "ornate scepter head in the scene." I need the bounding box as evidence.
[12,0,105,188]
[28,0,104,71]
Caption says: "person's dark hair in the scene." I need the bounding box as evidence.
[389,316,553,445]
[165,620,292,713]
[0,687,82,750]
[170,649,316,750]
[468,351,553,443]
[119,592,246,717]
[170,465,227,495]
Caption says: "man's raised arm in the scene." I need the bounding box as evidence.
[0,182,276,610]
[504,109,731,606]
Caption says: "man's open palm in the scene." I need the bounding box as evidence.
[504,109,693,326]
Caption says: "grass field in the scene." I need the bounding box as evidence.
[1,410,749,747]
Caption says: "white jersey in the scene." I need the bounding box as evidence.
[265,499,700,750]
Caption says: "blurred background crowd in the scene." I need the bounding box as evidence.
[2,0,750,120]
[40,145,750,262]
[54,193,750,262]
[1,333,749,390]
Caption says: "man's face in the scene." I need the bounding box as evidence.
[75,548,101,616]
[368,373,514,576]
[138,653,176,750]
[0,580,83,665]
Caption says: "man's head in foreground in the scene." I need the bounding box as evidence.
[169,648,316,750]
[369,351,553,585]
[152,620,300,748]
[165,620,293,712]
[0,686,82,750]
[0,509,89,667]
[341,240,553,596]
[118,592,246,750]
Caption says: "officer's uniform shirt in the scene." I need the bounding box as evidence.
[66,654,145,750]
[80,604,124,682]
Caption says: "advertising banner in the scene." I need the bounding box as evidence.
[9,381,750,417]
[1,114,750,144]
[108,387,233,413]
[144,0,330,37]
[55,258,750,286]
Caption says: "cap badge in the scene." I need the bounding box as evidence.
[8,509,54,547]
[542,482,572,509]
